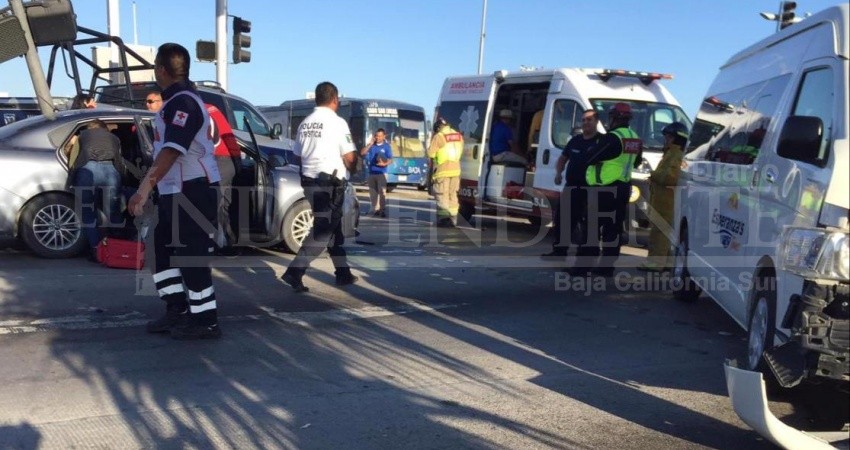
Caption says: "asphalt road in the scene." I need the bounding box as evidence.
[0,187,846,449]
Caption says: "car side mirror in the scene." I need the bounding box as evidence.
[777,115,825,167]
[270,123,283,140]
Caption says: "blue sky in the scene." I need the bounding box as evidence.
[0,0,841,119]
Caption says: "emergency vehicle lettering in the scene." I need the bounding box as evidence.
[445,133,462,142]
[622,138,642,154]
[449,81,486,95]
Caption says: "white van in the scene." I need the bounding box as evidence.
[434,68,691,229]
[672,4,848,447]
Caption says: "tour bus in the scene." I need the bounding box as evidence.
[262,99,430,190]
[433,67,691,229]
[671,5,848,448]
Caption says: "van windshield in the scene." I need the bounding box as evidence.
[589,99,692,151]
[364,110,427,158]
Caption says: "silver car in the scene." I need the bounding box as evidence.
[0,108,358,258]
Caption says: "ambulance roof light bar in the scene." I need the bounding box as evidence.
[596,69,673,86]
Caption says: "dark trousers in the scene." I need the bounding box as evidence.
[583,182,630,271]
[216,156,237,247]
[152,178,219,326]
[552,185,588,256]
[287,176,350,278]
[75,161,122,252]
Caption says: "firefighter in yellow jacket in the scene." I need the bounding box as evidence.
[639,122,688,272]
[428,118,464,227]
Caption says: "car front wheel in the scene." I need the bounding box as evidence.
[281,200,313,253]
[19,193,87,258]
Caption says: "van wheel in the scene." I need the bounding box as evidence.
[19,193,87,258]
[747,276,781,390]
[671,227,701,302]
[281,200,313,254]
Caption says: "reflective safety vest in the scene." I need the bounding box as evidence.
[431,126,463,179]
[586,127,642,186]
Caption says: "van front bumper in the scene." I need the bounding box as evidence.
[766,281,850,387]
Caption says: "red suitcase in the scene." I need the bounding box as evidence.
[97,237,145,270]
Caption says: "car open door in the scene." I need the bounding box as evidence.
[242,117,275,236]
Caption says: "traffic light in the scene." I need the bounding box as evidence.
[232,16,251,64]
[780,1,797,29]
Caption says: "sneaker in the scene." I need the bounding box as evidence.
[281,271,309,293]
[171,323,222,340]
[146,309,188,334]
[335,274,359,286]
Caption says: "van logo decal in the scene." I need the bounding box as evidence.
[459,106,480,138]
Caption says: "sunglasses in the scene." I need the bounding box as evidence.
[146,99,160,104]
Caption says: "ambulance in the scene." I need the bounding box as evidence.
[670,4,848,448]
[434,67,691,228]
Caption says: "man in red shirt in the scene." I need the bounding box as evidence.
[206,104,241,253]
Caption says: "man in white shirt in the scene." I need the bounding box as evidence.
[281,82,358,293]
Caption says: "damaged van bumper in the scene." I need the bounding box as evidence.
[724,363,848,450]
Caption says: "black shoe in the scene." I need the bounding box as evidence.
[170,323,222,340]
[336,274,359,286]
[436,218,454,228]
[215,246,242,257]
[146,308,188,334]
[281,271,309,293]
[590,267,615,277]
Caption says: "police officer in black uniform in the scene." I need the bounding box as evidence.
[543,109,601,267]
[129,43,222,340]
[280,82,359,293]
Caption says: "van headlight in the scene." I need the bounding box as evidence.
[780,227,850,281]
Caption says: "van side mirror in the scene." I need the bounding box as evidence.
[270,123,283,140]
[777,116,825,167]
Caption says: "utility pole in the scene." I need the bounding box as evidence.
[7,0,54,119]
[215,0,227,90]
[107,0,120,83]
[477,0,487,74]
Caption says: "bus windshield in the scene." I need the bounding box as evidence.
[365,109,427,159]
[589,99,692,151]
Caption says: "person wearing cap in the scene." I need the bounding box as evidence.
[489,109,527,165]
[638,122,688,272]
[575,102,643,277]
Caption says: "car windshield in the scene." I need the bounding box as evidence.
[589,99,692,151]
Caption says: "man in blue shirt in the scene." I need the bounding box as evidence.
[360,128,393,217]
[489,109,527,165]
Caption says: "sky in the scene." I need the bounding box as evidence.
[0,0,842,120]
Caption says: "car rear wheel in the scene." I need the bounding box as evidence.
[19,193,87,258]
[281,200,313,253]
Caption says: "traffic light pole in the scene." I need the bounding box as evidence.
[215,0,227,90]
[7,0,54,119]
